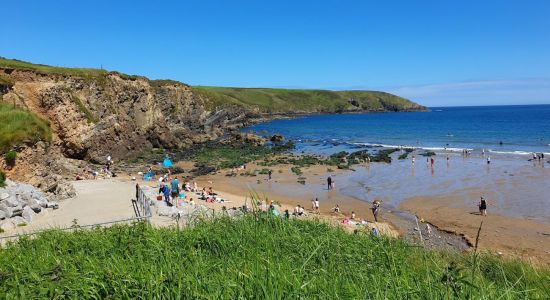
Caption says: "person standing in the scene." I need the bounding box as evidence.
[314,198,320,214]
[487,156,491,164]
[268,169,272,180]
[170,177,180,206]
[479,197,487,216]
[372,200,380,222]
[327,176,332,190]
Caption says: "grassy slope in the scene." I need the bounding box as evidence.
[0,57,424,114]
[193,86,424,113]
[0,217,548,299]
[0,103,51,152]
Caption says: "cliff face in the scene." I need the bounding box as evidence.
[0,58,426,199]
[0,68,254,163]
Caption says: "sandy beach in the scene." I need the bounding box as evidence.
[3,150,549,265]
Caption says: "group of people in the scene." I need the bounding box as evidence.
[157,173,209,207]
[532,152,546,162]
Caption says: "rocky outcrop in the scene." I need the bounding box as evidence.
[0,68,256,163]
[0,179,55,232]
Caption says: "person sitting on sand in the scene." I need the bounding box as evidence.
[351,211,356,220]
[294,205,300,216]
[298,205,305,216]
[479,197,487,216]
[283,209,290,219]
[332,204,340,213]
[371,227,380,237]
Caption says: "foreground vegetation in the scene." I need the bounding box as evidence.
[0,216,547,298]
[0,103,51,153]
[193,86,425,113]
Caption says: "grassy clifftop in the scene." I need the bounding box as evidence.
[0,57,425,114]
[193,86,425,113]
[0,103,51,152]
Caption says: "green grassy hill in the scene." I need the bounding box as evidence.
[0,216,547,298]
[0,57,425,114]
[0,103,51,153]
[193,86,425,113]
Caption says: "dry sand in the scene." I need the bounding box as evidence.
[0,179,137,238]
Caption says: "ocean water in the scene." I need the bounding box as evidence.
[244,105,550,223]
[245,105,550,155]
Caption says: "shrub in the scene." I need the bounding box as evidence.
[0,171,5,187]
[4,150,16,166]
[290,166,303,175]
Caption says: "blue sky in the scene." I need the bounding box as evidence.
[1,0,549,106]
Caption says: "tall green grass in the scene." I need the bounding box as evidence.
[0,103,51,152]
[0,216,547,298]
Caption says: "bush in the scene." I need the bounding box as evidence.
[4,150,16,166]
[0,171,5,187]
[290,166,303,175]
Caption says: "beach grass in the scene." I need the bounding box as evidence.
[0,216,547,298]
[0,103,51,153]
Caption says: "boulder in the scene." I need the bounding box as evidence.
[0,220,15,232]
[4,196,19,207]
[22,206,36,223]
[270,134,285,143]
[0,203,13,218]
[29,203,42,213]
[157,205,179,218]
[10,216,27,227]
[11,204,23,217]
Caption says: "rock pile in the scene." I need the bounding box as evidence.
[0,179,58,232]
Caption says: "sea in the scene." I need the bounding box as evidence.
[243,104,550,223]
[244,104,550,156]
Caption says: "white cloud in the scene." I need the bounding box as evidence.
[386,78,550,107]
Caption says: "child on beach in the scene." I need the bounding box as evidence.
[479,197,487,216]
[314,198,320,213]
[332,204,340,213]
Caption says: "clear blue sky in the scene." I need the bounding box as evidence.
[2,0,550,106]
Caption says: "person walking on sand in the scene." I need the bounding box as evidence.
[327,176,332,190]
[479,197,487,216]
[372,200,380,222]
[487,156,491,164]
